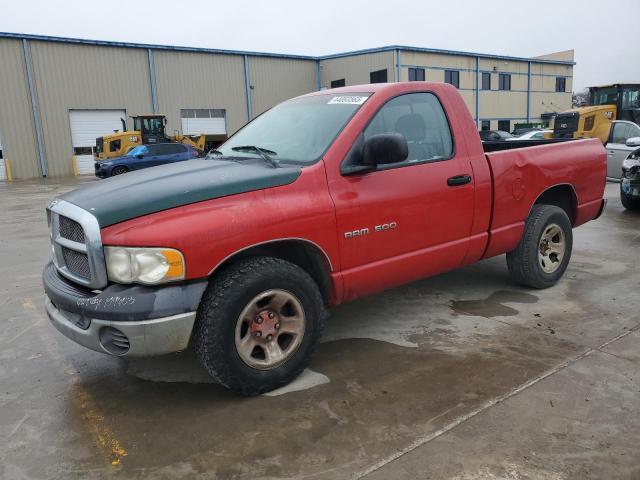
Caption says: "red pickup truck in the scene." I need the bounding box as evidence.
[44,82,606,395]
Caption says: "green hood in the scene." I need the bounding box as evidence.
[61,159,302,227]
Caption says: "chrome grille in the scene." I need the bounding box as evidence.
[47,199,108,289]
[62,246,91,279]
[59,216,85,243]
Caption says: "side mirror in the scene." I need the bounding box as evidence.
[341,133,408,175]
[626,137,640,147]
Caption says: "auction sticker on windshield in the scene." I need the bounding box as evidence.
[328,95,369,105]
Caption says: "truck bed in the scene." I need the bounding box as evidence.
[481,138,607,259]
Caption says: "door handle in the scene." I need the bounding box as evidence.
[607,151,615,156]
[447,174,472,186]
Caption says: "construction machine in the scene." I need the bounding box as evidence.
[94,114,213,160]
[553,83,640,143]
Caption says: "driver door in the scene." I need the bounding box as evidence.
[606,122,640,179]
[327,92,475,300]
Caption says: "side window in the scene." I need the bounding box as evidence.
[611,123,631,144]
[363,92,453,165]
[147,145,162,156]
[109,139,121,152]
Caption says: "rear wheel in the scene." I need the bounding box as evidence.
[620,183,640,211]
[506,205,573,289]
[111,166,128,176]
[194,257,325,396]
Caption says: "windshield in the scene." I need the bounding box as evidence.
[126,145,148,156]
[215,94,371,164]
[591,87,619,106]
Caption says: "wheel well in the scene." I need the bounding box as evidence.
[212,240,333,306]
[534,185,577,225]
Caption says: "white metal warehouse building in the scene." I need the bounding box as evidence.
[0,32,574,179]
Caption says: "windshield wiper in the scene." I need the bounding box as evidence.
[231,145,280,168]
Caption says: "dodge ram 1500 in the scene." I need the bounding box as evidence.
[43,82,607,395]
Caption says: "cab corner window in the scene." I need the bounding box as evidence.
[363,92,453,166]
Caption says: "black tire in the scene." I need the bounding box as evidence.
[620,183,640,211]
[111,166,128,176]
[506,205,573,289]
[194,257,325,396]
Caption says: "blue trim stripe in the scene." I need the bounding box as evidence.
[147,49,158,114]
[243,55,253,121]
[22,39,47,177]
[0,32,575,66]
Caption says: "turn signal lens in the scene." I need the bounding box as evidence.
[104,247,185,285]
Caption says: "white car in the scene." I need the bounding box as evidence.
[506,130,552,141]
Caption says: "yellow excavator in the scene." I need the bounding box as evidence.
[94,114,210,161]
[553,83,640,142]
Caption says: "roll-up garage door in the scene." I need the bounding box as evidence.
[0,135,6,181]
[180,109,226,135]
[69,110,126,174]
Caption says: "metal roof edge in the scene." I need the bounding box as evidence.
[0,32,576,66]
[318,45,576,65]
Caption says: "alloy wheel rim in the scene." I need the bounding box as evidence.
[234,289,306,370]
[538,223,565,274]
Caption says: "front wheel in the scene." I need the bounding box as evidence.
[506,205,573,289]
[111,166,128,176]
[194,257,325,396]
[620,183,640,211]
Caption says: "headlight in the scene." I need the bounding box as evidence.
[104,247,185,285]
[622,157,640,170]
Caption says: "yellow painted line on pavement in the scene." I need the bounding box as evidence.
[22,298,128,467]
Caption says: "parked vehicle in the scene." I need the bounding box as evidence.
[605,121,640,179]
[620,145,640,211]
[479,130,513,141]
[44,82,606,395]
[507,130,552,141]
[94,143,200,177]
[94,114,209,161]
[553,83,640,143]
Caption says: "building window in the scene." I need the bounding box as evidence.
[499,74,511,91]
[481,120,490,131]
[331,79,346,88]
[370,69,388,84]
[180,109,225,118]
[555,77,566,92]
[408,67,425,82]
[498,120,511,132]
[482,72,491,90]
[444,70,459,88]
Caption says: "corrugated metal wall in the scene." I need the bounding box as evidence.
[154,50,248,135]
[0,39,40,179]
[320,51,395,88]
[249,57,317,117]
[0,35,575,179]
[29,41,153,177]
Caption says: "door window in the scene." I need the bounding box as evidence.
[611,123,640,144]
[363,93,453,166]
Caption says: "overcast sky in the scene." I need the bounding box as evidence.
[1,0,638,91]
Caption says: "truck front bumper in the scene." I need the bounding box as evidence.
[45,298,197,356]
[43,261,207,357]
